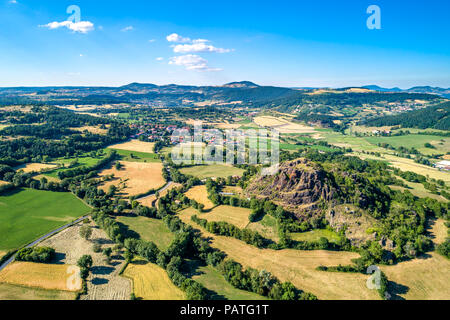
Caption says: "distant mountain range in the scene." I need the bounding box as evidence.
[0,81,448,108]
[362,85,450,98]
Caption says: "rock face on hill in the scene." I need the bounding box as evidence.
[245,158,335,219]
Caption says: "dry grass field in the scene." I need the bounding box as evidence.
[0,262,81,292]
[71,126,108,135]
[253,116,315,134]
[181,207,279,241]
[202,206,251,228]
[222,185,244,197]
[0,180,10,186]
[39,221,131,300]
[123,259,185,300]
[99,161,165,197]
[14,163,58,173]
[184,185,215,210]
[108,140,155,153]
[381,219,450,300]
[180,164,244,179]
[0,283,75,300]
[178,211,378,300]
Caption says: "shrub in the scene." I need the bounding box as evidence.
[15,247,55,263]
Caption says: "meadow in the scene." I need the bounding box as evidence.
[364,134,449,155]
[181,206,251,229]
[289,229,341,243]
[123,259,185,300]
[177,213,379,300]
[183,260,266,300]
[180,206,280,242]
[111,148,160,163]
[179,164,244,179]
[117,216,174,251]
[0,283,75,300]
[0,188,90,251]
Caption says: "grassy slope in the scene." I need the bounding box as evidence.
[0,283,74,300]
[184,260,266,300]
[180,165,245,179]
[0,188,90,251]
[117,216,174,251]
[289,229,341,243]
[178,207,378,300]
[110,148,161,163]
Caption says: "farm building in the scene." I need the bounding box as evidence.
[434,160,450,171]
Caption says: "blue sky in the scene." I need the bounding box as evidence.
[0,0,449,88]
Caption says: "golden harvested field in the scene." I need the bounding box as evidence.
[222,185,244,197]
[138,183,182,207]
[0,262,81,292]
[381,219,450,300]
[253,116,315,134]
[71,126,108,135]
[0,283,75,300]
[123,259,185,300]
[355,152,450,184]
[99,161,165,197]
[203,206,252,228]
[0,181,10,186]
[184,185,215,210]
[108,139,155,153]
[34,174,61,183]
[178,211,378,300]
[14,163,58,173]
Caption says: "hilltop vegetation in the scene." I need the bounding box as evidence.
[362,101,450,130]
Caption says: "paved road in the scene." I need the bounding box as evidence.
[0,215,90,272]
[136,181,174,202]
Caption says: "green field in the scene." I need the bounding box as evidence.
[109,148,161,163]
[365,134,449,155]
[117,215,174,250]
[184,260,266,300]
[43,155,103,178]
[0,188,90,251]
[247,214,279,242]
[180,165,245,179]
[289,229,341,243]
[0,283,74,300]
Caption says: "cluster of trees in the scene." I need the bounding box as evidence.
[16,247,55,263]
[57,150,117,180]
[0,107,133,165]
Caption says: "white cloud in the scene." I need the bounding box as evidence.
[169,54,221,72]
[121,26,134,32]
[40,20,94,34]
[9,0,18,4]
[156,57,164,61]
[167,33,232,54]
[148,39,156,43]
[172,42,231,54]
[166,33,191,43]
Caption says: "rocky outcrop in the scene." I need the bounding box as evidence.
[245,158,335,219]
